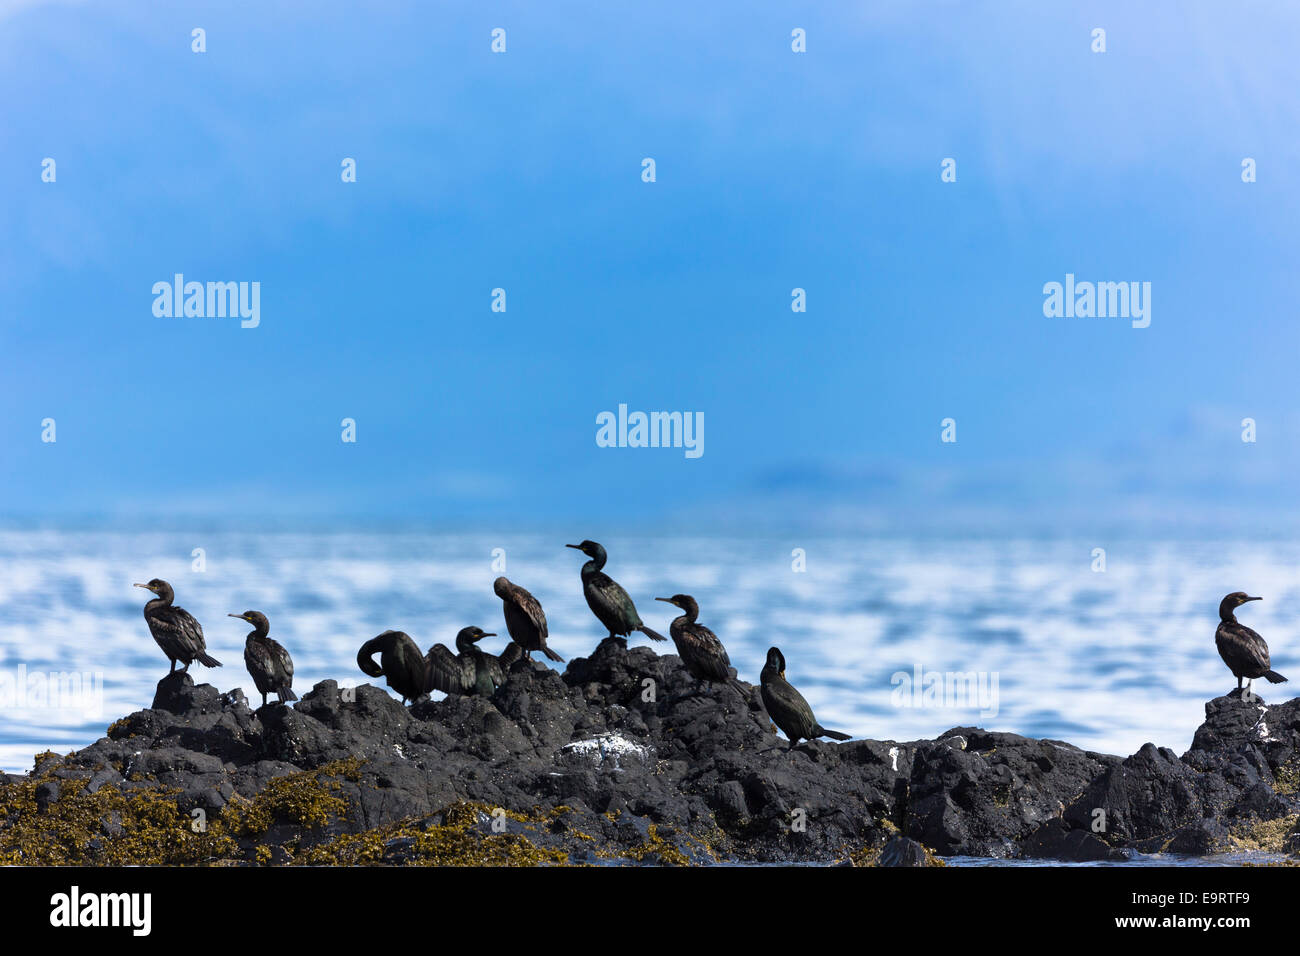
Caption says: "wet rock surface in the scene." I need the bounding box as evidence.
[3,641,1298,864]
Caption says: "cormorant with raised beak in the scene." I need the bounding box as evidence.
[759,646,851,749]
[655,594,742,699]
[1216,592,1287,693]
[494,577,564,662]
[356,630,429,704]
[566,540,665,646]
[426,626,519,697]
[134,579,221,674]
[229,610,297,707]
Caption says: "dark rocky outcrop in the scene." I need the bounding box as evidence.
[878,834,943,867]
[2,640,1297,864]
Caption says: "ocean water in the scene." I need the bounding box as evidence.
[0,530,1296,777]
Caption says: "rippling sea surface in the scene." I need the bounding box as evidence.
[1,530,1296,776]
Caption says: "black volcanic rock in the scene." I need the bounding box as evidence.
[1021,822,1129,862]
[5,648,1299,864]
[152,671,223,715]
[905,729,1118,857]
[879,835,936,866]
[1063,743,1204,844]
[1184,693,1300,795]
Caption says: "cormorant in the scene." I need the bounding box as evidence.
[134,579,221,674]
[759,646,851,749]
[357,630,429,704]
[493,577,564,662]
[655,594,742,699]
[426,626,516,697]
[1216,592,1287,693]
[228,611,297,708]
[566,540,665,645]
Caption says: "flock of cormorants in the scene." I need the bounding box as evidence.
[135,545,1290,748]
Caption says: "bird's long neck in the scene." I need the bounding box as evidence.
[247,621,269,640]
[581,547,607,576]
[672,607,699,633]
[456,634,474,655]
[761,652,786,684]
[146,594,172,611]
[1219,601,1237,623]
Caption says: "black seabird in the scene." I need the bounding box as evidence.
[134,579,221,674]
[229,610,297,707]
[566,540,665,646]
[1216,592,1287,693]
[655,594,743,700]
[759,646,851,749]
[356,630,429,704]
[493,577,564,662]
[426,626,518,697]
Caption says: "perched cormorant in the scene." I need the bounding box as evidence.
[655,594,742,699]
[426,626,516,697]
[229,610,297,707]
[356,630,429,704]
[134,579,221,674]
[493,577,564,662]
[1216,592,1287,693]
[759,646,851,749]
[566,540,665,645]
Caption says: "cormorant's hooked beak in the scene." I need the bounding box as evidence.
[133,582,155,592]
[228,613,248,621]
[565,543,582,549]
[655,597,674,605]
[480,632,496,638]
[1245,596,1263,603]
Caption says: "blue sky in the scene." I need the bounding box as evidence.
[2,1,1299,534]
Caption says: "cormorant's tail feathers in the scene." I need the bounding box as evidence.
[278,687,299,702]
[195,652,222,668]
[542,645,566,663]
[818,727,852,741]
[637,625,668,643]
[1266,670,1288,684]
[727,679,750,703]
